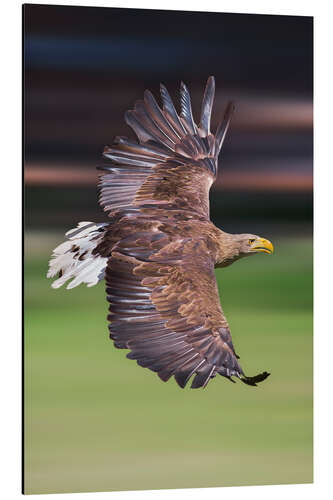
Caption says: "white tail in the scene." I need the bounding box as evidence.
[47,222,108,289]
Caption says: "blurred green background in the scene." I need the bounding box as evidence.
[24,233,312,494]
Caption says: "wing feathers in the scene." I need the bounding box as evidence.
[191,363,216,389]
[160,83,187,137]
[215,101,235,154]
[180,81,197,135]
[144,90,181,142]
[99,77,234,217]
[199,75,215,136]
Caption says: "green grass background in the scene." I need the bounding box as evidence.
[24,233,313,494]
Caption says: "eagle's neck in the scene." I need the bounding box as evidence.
[214,231,244,268]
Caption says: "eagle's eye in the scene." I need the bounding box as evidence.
[248,238,255,245]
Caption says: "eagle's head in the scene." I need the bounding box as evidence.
[236,234,274,257]
[215,232,274,268]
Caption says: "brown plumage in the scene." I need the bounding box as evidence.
[48,76,274,389]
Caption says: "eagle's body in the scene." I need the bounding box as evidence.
[48,77,273,389]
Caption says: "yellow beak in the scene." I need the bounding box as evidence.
[251,237,274,254]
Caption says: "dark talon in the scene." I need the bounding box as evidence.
[241,371,270,386]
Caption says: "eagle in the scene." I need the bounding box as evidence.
[47,76,273,389]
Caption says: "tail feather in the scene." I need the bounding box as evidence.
[47,222,108,289]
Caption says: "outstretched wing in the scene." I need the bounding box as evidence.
[106,229,269,389]
[98,76,234,218]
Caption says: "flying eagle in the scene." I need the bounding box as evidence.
[47,76,273,389]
